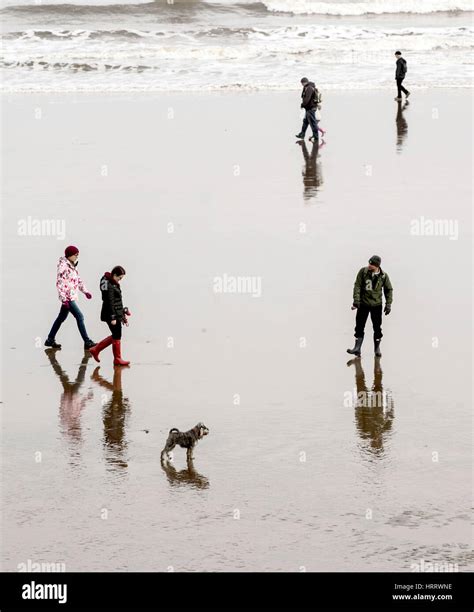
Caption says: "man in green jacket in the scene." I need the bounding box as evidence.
[347,255,393,357]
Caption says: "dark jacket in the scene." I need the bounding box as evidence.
[301,81,320,110]
[100,272,125,322]
[353,267,393,307]
[395,57,407,80]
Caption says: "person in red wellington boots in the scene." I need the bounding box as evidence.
[89,266,131,366]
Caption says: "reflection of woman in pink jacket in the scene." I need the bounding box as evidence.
[45,245,96,350]
[45,349,93,446]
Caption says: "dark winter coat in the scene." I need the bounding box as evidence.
[100,272,125,322]
[301,81,321,110]
[395,57,407,80]
[353,267,393,307]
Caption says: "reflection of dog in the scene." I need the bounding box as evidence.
[161,459,209,490]
[161,423,209,463]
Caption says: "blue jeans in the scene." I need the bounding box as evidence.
[47,301,91,343]
[301,108,319,138]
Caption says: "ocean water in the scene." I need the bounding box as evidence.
[0,0,472,92]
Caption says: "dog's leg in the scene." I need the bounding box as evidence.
[186,446,194,462]
[165,443,176,462]
[161,438,170,463]
[161,439,176,463]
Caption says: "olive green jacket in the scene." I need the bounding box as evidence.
[353,267,393,307]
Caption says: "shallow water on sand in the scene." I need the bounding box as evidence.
[1,90,472,571]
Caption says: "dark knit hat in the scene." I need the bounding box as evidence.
[65,245,79,258]
[369,255,382,266]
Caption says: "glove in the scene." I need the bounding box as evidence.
[85,292,92,299]
[62,300,71,309]
[384,305,391,315]
[351,303,359,310]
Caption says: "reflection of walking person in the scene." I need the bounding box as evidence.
[347,255,393,357]
[395,99,409,151]
[297,139,323,201]
[295,77,324,142]
[91,366,130,469]
[45,245,96,350]
[45,349,93,443]
[89,266,131,366]
[394,51,410,101]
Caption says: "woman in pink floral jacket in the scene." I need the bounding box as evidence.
[45,245,96,350]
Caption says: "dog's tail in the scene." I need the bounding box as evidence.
[169,428,179,434]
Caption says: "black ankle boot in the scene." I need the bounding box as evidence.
[45,338,61,349]
[374,339,382,357]
[84,339,96,350]
[347,337,363,356]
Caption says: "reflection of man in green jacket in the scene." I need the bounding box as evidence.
[347,255,393,357]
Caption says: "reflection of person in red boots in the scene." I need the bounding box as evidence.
[91,366,130,470]
[89,265,131,366]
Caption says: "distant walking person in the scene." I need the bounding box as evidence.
[347,255,393,357]
[394,51,410,101]
[45,245,96,350]
[296,77,323,142]
[89,266,131,366]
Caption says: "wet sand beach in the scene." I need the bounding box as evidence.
[1,89,472,571]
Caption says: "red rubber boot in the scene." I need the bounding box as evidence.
[112,339,130,366]
[89,335,113,363]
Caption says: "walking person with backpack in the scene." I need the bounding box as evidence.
[89,266,131,366]
[394,51,410,101]
[346,255,393,358]
[44,245,96,350]
[296,77,324,142]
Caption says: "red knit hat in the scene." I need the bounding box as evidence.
[65,245,79,258]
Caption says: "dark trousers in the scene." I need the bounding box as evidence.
[47,301,91,343]
[396,78,409,98]
[301,108,319,138]
[107,321,122,340]
[354,304,383,341]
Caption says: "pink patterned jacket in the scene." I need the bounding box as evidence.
[56,256,89,303]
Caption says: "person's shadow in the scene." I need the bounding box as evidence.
[347,356,394,456]
[44,349,93,447]
[160,457,209,490]
[396,100,409,153]
[297,139,324,202]
[91,366,130,471]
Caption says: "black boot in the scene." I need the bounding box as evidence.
[45,338,61,349]
[374,339,382,357]
[84,339,96,350]
[347,337,363,356]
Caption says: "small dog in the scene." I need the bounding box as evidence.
[161,422,209,463]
